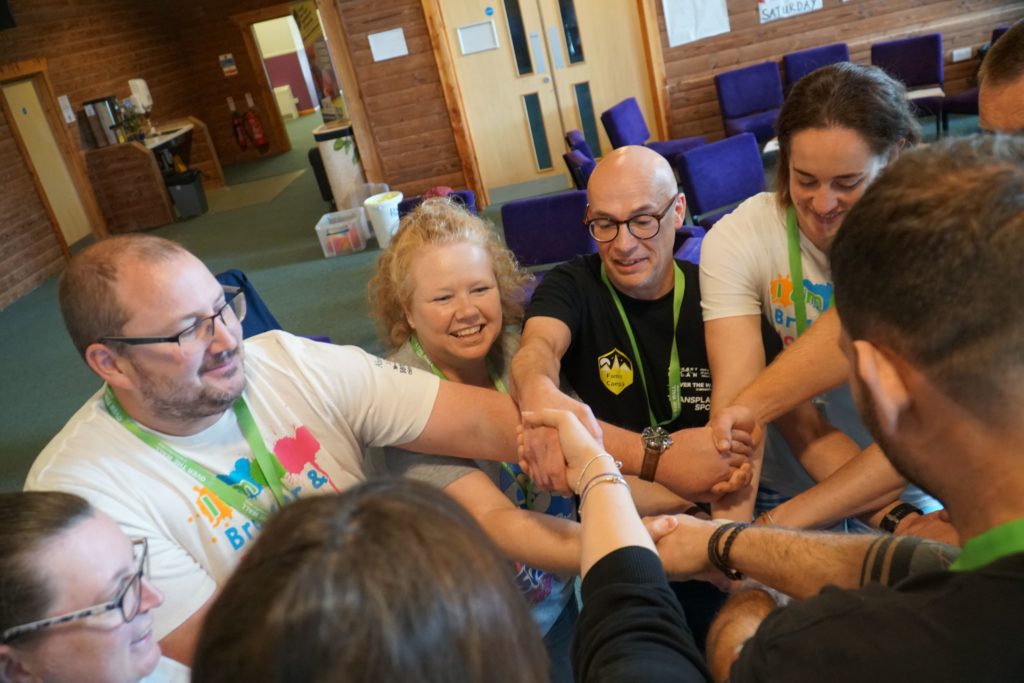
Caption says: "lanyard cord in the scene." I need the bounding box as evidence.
[600,263,685,428]
[408,335,535,504]
[104,386,288,523]
[786,206,836,338]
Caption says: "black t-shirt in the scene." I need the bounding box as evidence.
[526,254,711,432]
[731,552,1024,682]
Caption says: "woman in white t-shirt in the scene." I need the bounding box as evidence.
[0,492,188,683]
[701,63,939,530]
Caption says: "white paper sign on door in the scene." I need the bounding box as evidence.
[758,0,823,25]
[662,0,730,48]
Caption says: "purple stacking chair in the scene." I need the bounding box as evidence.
[397,189,477,217]
[563,150,596,190]
[942,27,1009,131]
[714,62,785,146]
[501,190,593,270]
[674,132,766,230]
[783,43,851,90]
[871,33,944,136]
[600,98,705,165]
[565,129,596,161]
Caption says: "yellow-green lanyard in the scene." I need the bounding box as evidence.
[600,263,685,428]
[103,386,288,524]
[786,205,834,337]
[407,335,535,504]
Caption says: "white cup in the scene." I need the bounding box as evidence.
[364,191,404,248]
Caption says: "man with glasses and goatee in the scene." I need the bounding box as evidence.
[26,234,551,668]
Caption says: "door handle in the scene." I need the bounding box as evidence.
[542,76,551,83]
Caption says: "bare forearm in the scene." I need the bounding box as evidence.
[403,384,520,462]
[768,444,907,529]
[510,337,563,400]
[476,508,581,575]
[735,309,847,424]
[159,595,214,665]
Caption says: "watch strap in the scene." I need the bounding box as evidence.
[639,445,662,482]
[879,502,922,533]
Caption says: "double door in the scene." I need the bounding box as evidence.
[440,0,659,201]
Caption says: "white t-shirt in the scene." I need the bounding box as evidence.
[26,331,439,640]
[143,656,190,683]
[700,192,833,344]
[698,193,937,510]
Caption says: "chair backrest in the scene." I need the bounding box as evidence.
[675,133,765,218]
[563,150,596,190]
[783,43,851,89]
[992,25,1009,44]
[715,62,785,120]
[500,190,594,267]
[600,98,651,148]
[215,269,283,339]
[871,33,943,88]
[397,190,477,217]
[565,129,595,161]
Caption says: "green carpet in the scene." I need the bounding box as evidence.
[206,170,307,214]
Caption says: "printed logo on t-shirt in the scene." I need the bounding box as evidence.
[597,348,634,395]
[186,425,338,552]
[768,273,833,346]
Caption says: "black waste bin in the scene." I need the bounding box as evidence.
[165,169,208,219]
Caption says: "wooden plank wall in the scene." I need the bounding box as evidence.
[656,0,1024,142]
[333,0,466,197]
[0,0,197,310]
[0,104,65,311]
[85,143,175,234]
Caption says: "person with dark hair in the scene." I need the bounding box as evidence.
[700,62,941,532]
[0,491,187,683]
[191,479,550,683]
[709,20,1024,526]
[980,20,1024,132]
[651,135,1024,682]
[26,234,571,666]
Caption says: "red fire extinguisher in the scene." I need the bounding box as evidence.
[231,111,248,150]
[243,109,269,150]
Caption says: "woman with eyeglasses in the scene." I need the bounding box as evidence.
[0,491,187,683]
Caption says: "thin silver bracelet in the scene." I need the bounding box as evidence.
[574,451,621,494]
[579,473,629,511]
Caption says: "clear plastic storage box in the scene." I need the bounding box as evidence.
[316,207,368,257]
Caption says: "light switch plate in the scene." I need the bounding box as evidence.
[952,47,972,63]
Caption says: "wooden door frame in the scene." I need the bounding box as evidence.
[230,5,295,157]
[0,58,109,252]
[419,0,669,202]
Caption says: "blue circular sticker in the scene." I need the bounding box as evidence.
[485,6,494,16]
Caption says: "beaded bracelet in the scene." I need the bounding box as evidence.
[579,473,629,511]
[707,522,750,581]
[574,451,622,494]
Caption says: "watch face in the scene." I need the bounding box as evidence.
[642,426,673,450]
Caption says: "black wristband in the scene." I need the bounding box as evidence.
[708,522,749,580]
[879,502,922,533]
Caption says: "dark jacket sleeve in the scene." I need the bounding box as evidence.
[573,546,711,683]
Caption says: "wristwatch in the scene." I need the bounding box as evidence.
[879,502,922,533]
[639,426,673,482]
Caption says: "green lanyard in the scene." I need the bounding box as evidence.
[408,335,534,503]
[600,263,685,428]
[950,517,1024,572]
[786,206,835,338]
[103,386,288,524]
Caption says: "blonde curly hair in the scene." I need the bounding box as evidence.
[368,197,533,350]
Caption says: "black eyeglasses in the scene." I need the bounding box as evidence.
[585,196,678,243]
[98,288,247,348]
[1,538,149,643]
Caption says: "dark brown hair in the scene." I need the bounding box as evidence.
[0,492,93,642]
[980,20,1024,88]
[832,135,1024,425]
[59,234,189,357]
[192,479,548,683]
[775,62,922,210]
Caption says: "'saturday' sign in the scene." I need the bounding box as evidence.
[758,0,823,24]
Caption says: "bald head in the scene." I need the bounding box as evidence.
[979,21,1024,133]
[59,235,193,357]
[588,145,678,202]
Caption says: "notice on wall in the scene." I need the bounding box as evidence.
[758,0,823,24]
[368,28,409,62]
[57,95,76,124]
[662,0,730,47]
[219,53,238,77]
